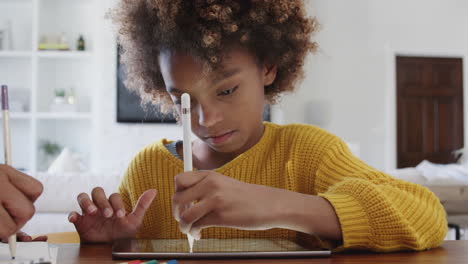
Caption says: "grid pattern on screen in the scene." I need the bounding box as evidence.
[140,239,309,253]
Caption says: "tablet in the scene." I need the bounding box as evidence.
[112,238,331,259]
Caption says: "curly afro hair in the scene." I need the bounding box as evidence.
[111,0,318,112]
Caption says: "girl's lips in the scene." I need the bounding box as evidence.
[207,131,235,144]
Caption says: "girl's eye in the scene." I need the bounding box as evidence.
[218,86,238,96]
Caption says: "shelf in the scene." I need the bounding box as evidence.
[0,112,31,119]
[36,51,93,59]
[11,112,31,119]
[0,0,31,3]
[2,0,98,172]
[36,112,91,120]
[0,51,32,58]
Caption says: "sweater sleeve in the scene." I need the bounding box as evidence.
[315,138,447,252]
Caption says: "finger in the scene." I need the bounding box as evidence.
[77,193,97,215]
[190,211,219,240]
[178,199,212,235]
[174,171,210,192]
[109,193,126,218]
[68,211,81,224]
[172,201,192,223]
[1,182,35,229]
[32,236,48,242]
[1,165,43,202]
[68,212,85,234]
[174,202,191,225]
[0,205,16,239]
[172,181,206,207]
[172,182,207,222]
[91,187,113,218]
[128,189,157,223]
[16,231,32,242]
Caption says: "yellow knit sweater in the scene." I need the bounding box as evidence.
[119,122,447,252]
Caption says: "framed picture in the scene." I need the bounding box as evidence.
[116,46,177,123]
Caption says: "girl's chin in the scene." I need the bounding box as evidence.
[204,134,242,153]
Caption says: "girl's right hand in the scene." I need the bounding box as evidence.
[68,187,157,243]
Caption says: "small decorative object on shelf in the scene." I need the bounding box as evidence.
[38,33,70,51]
[9,100,26,112]
[8,88,29,112]
[0,32,3,50]
[40,139,62,156]
[54,88,66,103]
[39,139,62,169]
[67,87,76,105]
[0,30,4,50]
[0,20,13,50]
[77,35,85,51]
[47,147,84,173]
[50,88,77,112]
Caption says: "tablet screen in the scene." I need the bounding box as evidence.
[112,238,331,259]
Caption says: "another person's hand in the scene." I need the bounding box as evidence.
[68,187,157,243]
[172,171,291,239]
[0,165,43,241]
[1,231,47,243]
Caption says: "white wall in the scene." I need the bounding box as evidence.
[92,0,468,174]
[282,0,468,171]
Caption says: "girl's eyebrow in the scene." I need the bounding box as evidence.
[212,68,241,86]
[167,68,241,94]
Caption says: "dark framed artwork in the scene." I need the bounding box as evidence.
[117,46,177,123]
[117,46,270,123]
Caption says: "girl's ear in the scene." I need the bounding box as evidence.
[262,64,278,86]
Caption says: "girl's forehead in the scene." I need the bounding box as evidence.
[159,48,257,83]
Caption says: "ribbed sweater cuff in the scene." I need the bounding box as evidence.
[319,192,373,251]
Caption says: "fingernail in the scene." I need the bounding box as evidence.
[68,214,75,222]
[104,208,113,218]
[116,210,125,218]
[88,205,97,214]
[174,207,180,222]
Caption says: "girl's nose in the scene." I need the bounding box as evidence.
[196,103,223,128]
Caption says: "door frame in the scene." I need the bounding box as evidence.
[384,45,468,171]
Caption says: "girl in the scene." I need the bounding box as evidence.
[68,0,447,252]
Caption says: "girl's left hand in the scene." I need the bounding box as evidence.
[172,171,289,239]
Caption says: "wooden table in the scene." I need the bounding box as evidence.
[54,241,468,264]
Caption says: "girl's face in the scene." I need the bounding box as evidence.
[158,48,277,155]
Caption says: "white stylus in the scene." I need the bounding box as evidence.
[181,93,195,253]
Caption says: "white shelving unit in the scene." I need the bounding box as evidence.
[0,0,97,172]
